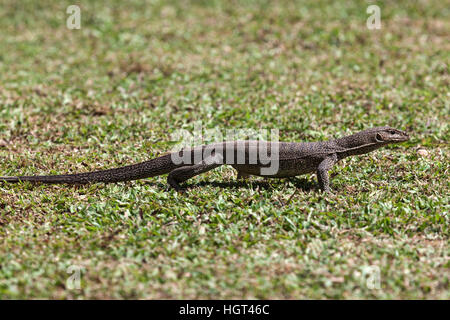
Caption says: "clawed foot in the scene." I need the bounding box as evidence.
[167,176,185,193]
[320,186,332,194]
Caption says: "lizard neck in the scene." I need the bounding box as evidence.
[334,134,383,160]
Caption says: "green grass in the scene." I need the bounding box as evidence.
[0,0,448,299]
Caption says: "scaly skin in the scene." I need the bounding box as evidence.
[0,126,409,192]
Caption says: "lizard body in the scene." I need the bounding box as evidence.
[0,126,409,192]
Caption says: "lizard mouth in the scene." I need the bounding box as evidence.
[399,132,410,141]
[392,130,410,142]
[378,130,410,143]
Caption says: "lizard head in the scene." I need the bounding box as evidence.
[336,126,410,158]
[372,126,410,144]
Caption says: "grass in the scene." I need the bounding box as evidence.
[0,0,448,299]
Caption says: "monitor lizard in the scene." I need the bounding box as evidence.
[0,126,409,192]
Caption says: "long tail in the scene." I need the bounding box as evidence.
[0,154,178,184]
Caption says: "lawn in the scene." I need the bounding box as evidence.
[0,0,448,299]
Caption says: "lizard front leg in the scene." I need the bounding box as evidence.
[167,154,223,191]
[316,154,337,193]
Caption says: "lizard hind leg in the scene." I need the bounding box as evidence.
[167,154,223,191]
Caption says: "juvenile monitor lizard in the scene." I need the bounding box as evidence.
[0,126,409,192]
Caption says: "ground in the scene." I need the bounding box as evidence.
[0,0,448,299]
